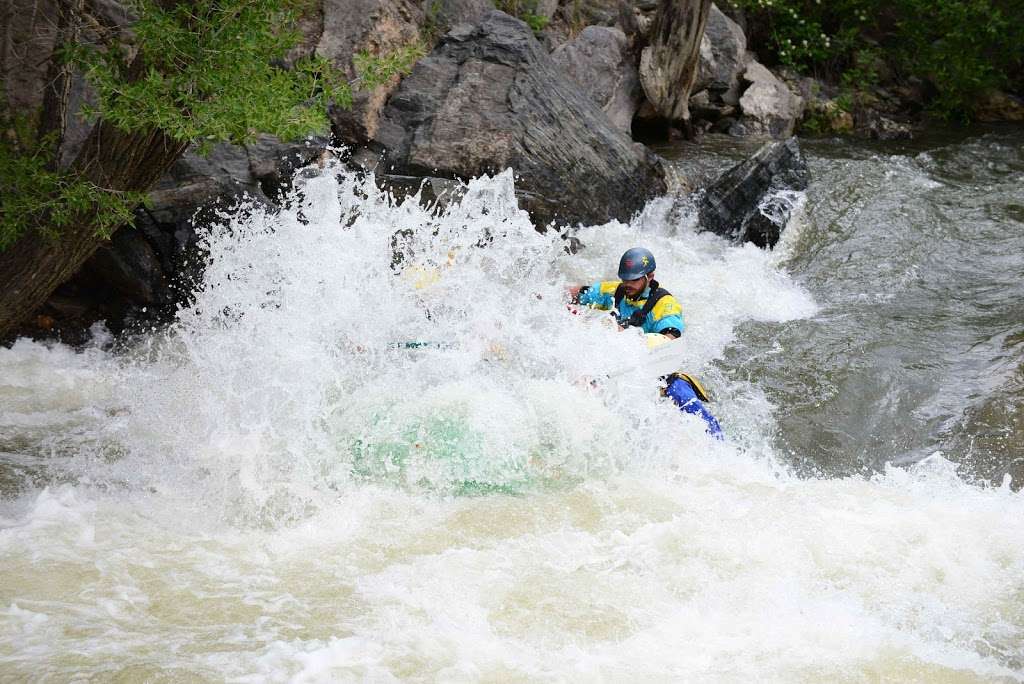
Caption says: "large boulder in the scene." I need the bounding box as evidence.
[374,11,666,227]
[551,26,642,132]
[693,3,746,105]
[732,59,804,138]
[146,136,327,225]
[696,136,809,248]
[317,0,426,144]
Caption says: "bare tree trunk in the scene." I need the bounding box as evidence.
[37,0,84,165]
[0,120,188,339]
[638,0,711,130]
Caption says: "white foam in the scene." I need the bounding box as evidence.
[1,161,1021,680]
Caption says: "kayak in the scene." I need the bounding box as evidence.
[393,330,723,438]
[606,333,724,439]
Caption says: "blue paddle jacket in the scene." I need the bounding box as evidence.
[578,281,685,335]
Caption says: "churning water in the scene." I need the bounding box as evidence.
[1,129,1023,681]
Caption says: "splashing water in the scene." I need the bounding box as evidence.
[1,148,1022,681]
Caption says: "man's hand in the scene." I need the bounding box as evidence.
[566,285,589,305]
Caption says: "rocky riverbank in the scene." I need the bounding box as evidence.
[5,0,1021,344]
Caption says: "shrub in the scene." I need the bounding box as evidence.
[732,0,1024,120]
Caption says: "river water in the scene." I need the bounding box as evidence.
[1,129,1022,681]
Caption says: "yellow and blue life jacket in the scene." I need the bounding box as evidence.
[577,279,685,336]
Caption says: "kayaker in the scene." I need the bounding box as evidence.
[567,247,684,337]
[568,247,723,438]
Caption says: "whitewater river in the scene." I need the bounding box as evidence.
[1,128,1022,681]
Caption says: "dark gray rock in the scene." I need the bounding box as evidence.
[688,90,736,121]
[693,3,746,105]
[560,0,623,27]
[696,137,809,248]
[551,26,642,132]
[375,11,666,227]
[146,136,328,224]
[376,174,468,210]
[47,135,328,337]
[84,229,170,306]
[424,0,493,31]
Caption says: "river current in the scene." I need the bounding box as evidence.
[1,129,1022,681]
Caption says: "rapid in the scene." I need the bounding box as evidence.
[1,128,1023,681]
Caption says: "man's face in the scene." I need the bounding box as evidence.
[621,274,648,298]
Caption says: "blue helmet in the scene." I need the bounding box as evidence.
[617,247,656,280]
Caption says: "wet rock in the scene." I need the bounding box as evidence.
[146,136,328,225]
[374,11,666,227]
[551,26,642,132]
[688,90,736,122]
[696,136,809,248]
[735,59,804,138]
[82,229,170,306]
[859,112,913,141]
[42,135,329,338]
[693,3,746,106]
[375,174,468,209]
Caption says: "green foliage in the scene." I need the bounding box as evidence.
[495,0,550,34]
[2,0,427,251]
[69,0,351,151]
[840,48,882,92]
[895,0,1021,119]
[353,41,428,91]
[422,0,445,43]
[833,91,854,113]
[523,13,550,32]
[0,118,144,250]
[733,0,1024,120]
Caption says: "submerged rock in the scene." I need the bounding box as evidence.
[696,136,809,248]
[374,11,666,227]
[858,112,913,141]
